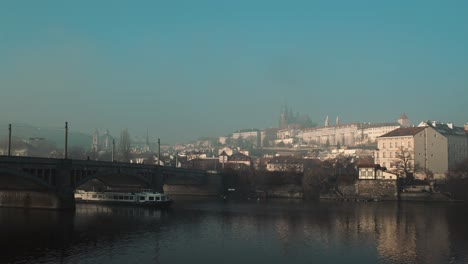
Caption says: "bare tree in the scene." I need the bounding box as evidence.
[118,129,132,162]
[394,146,414,183]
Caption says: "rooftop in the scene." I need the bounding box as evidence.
[379,127,426,138]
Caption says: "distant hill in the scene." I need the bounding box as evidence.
[0,123,92,149]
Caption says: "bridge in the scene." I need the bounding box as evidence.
[0,156,209,209]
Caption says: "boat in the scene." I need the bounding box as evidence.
[74,189,173,208]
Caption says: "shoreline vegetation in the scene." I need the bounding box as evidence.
[219,167,468,204]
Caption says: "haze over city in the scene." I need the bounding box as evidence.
[1,1,467,143]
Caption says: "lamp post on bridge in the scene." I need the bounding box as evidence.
[158,138,161,166]
[8,124,11,156]
[64,122,68,159]
[112,139,115,162]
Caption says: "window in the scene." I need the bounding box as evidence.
[140,196,145,201]
[390,142,393,148]
[92,195,97,198]
[390,152,392,158]
[149,196,154,201]
[408,141,411,147]
[383,143,386,148]
[156,197,161,201]
[383,152,386,158]
[376,152,379,158]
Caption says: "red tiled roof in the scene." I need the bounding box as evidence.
[379,127,425,138]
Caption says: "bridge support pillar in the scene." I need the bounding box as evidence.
[53,160,75,209]
[151,166,165,193]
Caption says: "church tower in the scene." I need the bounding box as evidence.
[325,115,329,127]
[92,129,99,152]
[103,129,111,151]
[398,113,410,127]
[279,104,288,129]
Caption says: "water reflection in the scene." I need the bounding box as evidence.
[1,200,467,264]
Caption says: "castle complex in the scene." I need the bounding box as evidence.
[276,105,410,147]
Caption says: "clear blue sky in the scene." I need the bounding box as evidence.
[1,0,467,143]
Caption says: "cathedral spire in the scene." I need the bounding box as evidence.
[325,116,329,127]
[336,116,339,126]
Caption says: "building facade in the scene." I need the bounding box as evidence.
[358,164,397,180]
[375,126,448,179]
[418,121,468,170]
[359,123,401,144]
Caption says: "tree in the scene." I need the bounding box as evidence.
[302,165,332,199]
[118,128,132,162]
[395,146,414,183]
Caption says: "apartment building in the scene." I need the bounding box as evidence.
[375,126,448,179]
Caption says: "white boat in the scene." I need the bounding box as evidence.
[74,190,173,208]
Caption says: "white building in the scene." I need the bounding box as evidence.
[358,164,397,180]
[298,123,360,147]
[296,114,409,148]
[266,156,304,173]
[277,128,299,140]
[359,123,401,144]
[232,130,259,140]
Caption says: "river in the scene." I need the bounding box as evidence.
[1,197,467,264]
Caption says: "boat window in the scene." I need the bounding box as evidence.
[156,197,160,201]
[92,195,97,198]
[139,196,145,200]
[119,196,124,200]
[149,196,154,201]
[113,196,118,199]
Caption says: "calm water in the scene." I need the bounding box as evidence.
[1,197,468,264]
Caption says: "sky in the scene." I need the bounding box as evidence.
[1,0,467,143]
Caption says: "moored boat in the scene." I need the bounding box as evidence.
[74,190,173,208]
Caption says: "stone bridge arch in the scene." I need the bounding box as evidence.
[72,169,155,190]
[0,167,55,191]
